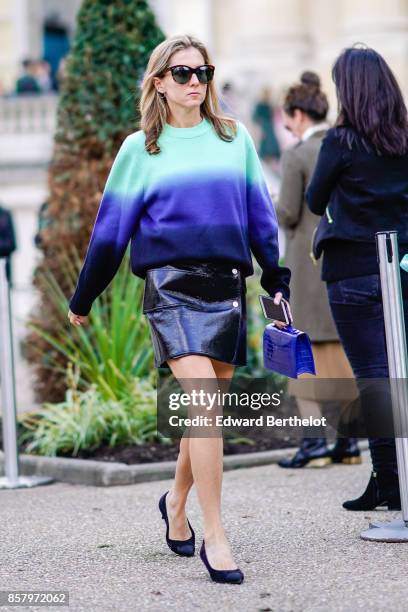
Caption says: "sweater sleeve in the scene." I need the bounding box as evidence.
[243,124,291,300]
[306,129,345,215]
[68,133,145,316]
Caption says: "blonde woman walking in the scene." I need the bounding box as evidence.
[68,35,290,584]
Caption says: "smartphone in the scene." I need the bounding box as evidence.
[259,294,291,324]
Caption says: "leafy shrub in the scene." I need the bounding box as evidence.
[25,1,164,402]
[27,247,155,402]
[19,362,161,456]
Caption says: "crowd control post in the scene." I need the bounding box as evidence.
[361,231,408,541]
[0,258,53,489]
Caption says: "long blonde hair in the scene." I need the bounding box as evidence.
[139,34,237,154]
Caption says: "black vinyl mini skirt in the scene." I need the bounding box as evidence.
[142,259,247,369]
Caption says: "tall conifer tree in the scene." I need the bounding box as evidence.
[27,1,164,401]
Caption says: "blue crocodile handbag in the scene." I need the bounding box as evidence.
[263,324,316,379]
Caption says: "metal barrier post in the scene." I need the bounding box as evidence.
[0,257,53,488]
[361,231,408,541]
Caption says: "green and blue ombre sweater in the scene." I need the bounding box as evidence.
[69,118,290,315]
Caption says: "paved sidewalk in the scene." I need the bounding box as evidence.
[1,454,407,612]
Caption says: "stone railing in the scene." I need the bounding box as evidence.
[0,95,58,165]
[0,94,58,134]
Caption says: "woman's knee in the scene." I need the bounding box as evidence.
[167,354,216,379]
[210,358,235,381]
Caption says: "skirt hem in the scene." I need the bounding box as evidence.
[156,351,247,369]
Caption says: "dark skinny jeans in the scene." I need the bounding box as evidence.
[326,272,408,474]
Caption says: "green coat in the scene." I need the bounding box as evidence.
[252,102,280,160]
[276,130,339,341]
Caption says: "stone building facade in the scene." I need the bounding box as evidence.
[2,1,408,106]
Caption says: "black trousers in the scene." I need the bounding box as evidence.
[327,272,408,473]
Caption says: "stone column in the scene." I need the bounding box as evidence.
[0,0,31,91]
[303,0,343,122]
[149,0,214,52]
[213,0,312,123]
[13,0,29,62]
[339,0,408,96]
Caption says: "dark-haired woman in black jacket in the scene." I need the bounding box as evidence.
[306,45,408,511]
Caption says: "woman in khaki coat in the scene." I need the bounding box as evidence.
[276,72,360,468]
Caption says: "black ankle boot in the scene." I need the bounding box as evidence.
[342,471,401,511]
[329,437,362,465]
[278,438,331,469]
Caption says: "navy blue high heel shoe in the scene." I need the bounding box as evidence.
[199,540,244,584]
[158,491,195,557]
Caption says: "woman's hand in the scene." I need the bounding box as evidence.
[272,292,293,329]
[67,309,88,327]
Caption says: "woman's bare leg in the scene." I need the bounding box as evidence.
[211,357,235,383]
[165,356,215,541]
[165,434,194,541]
[297,398,323,419]
[166,354,237,570]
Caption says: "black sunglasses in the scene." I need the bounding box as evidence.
[164,64,215,85]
